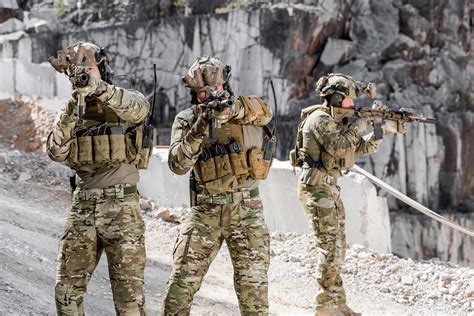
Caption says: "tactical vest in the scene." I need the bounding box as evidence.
[194,123,272,191]
[290,104,356,171]
[66,99,150,170]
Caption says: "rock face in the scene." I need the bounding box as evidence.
[391,212,474,267]
[0,0,471,264]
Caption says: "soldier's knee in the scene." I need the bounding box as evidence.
[55,282,82,314]
[115,300,146,316]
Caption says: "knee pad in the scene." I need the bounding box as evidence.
[55,282,77,306]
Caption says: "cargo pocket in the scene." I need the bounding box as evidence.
[196,159,217,183]
[173,227,194,265]
[246,224,270,264]
[214,154,233,179]
[315,201,338,235]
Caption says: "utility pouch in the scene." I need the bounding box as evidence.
[248,147,270,180]
[137,125,154,169]
[125,133,138,162]
[197,158,218,183]
[77,136,93,164]
[214,153,232,178]
[110,134,127,162]
[229,152,249,183]
[67,138,79,166]
[300,168,323,186]
[92,135,110,163]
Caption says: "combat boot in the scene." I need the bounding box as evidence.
[315,305,344,316]
[338,304,362,316]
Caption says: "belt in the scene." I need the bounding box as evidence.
[75,184,137,201]
[196,187,259,205]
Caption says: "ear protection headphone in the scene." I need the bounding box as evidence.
[329,93,344,106]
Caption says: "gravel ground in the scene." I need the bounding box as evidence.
[1,144,473,315]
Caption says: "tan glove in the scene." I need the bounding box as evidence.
[57,96,77,125]
[383,120,407,135]
[211,106,232,125]
[189,105,211,137]
[74,76,108,97]
[351,117,369,134]
[372,100,389,111]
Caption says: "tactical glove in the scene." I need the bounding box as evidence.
[188,105,210,137]
[211,106,232,125]
[74,76,108,97]
[372,100,389,111]
[58,96,77,125]
[351,117,369,134]
[382,120,407,135]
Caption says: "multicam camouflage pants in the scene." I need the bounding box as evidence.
[55,191,146,316]
[298,182,347,310]
[162,192,270,315]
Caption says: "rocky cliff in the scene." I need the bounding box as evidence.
[0,0,472,265]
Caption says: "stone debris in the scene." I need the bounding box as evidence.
[268,233,474,314]
[0,135,472,315]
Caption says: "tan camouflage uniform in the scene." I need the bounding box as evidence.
[162,97,272,315]
[297,103,379,315]
[47,51,150,315]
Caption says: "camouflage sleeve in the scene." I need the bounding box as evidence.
[46,98,76,162]
[309,115,360,157]
[168,109,208,175]
[355,132,380,156]
[229,96,273,126]
[98,85,150,123]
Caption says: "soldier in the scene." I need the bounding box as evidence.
[162,56,275,315]
[47,42,151,315]
[292,73,404,316]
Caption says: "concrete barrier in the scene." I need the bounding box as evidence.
[139,148,392,254]
[0,58,71,99]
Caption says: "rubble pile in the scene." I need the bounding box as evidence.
[0,140,70,188]
[0,98,55,152]
[269,232,474,314]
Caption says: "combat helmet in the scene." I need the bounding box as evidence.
[315,73,376,106]
[182,56,232,93]
[48,42,114,83]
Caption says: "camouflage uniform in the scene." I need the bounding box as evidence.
[47,43,150,315]
[162,56,274,315]
[295,74,381,315]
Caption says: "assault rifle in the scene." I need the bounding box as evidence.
[333,100,437,139]
[203,91,234,145]
[71,66,90,125]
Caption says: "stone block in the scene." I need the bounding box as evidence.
[0,0,18,10]
[15,60,55,98]
[0,59,15,94]
[138,148,392,253]
[0,18,26,35]
[320,37,353,66]
[56,72,72,99]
